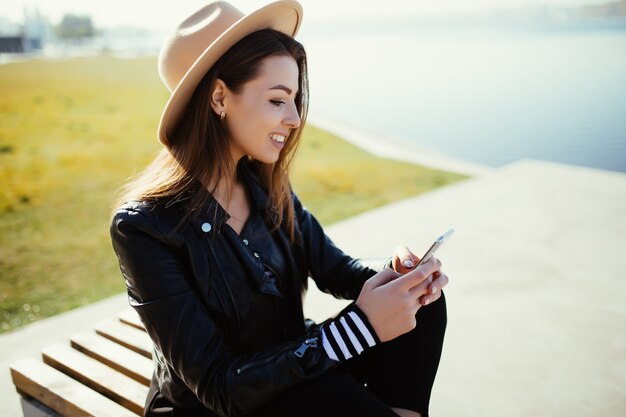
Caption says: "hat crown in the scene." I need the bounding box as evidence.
[158,2,244,93]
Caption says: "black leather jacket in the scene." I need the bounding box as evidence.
[110,162,387,416]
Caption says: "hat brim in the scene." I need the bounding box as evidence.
[158,1,303,145]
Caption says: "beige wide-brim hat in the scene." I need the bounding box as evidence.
[157,0,303,145]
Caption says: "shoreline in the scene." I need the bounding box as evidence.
[307,113,494,177]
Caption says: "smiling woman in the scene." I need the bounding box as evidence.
[109,2,448,417]
[212,55,302,164]
[115,26,309,240]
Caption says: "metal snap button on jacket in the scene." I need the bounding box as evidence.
[201,222,212,233]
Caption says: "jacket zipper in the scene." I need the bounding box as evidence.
[294,337,318,358]
[236,354,277,375]
[236,336,319,375]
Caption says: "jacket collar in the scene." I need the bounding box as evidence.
[191,159,270,239]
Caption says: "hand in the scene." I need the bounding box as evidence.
[392,245,449,306]
[355,257,442,342]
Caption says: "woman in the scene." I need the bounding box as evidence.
[110,1,449,416]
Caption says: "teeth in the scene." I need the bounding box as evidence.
[270,134,286,143]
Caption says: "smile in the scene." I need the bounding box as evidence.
[269,134,286,143]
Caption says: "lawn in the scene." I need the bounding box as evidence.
[0,56,467,333]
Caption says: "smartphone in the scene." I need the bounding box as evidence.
[415,229,455,268]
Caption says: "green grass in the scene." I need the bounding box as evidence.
[0,56,467,333]
[292,125,466,223]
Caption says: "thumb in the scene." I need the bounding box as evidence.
[366,268,401,289]
[392,245,420,272]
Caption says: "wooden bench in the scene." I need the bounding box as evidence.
[10,309,153,417]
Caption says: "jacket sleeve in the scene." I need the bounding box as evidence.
[292,192,392,300]
[110,206,379,417]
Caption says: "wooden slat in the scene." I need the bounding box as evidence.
[10,358,136,417]
[42,343,147,415]
[117,309,146,332]
[71,332,152,386]
[95,319,153,359]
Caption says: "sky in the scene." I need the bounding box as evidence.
[3,0,614,30]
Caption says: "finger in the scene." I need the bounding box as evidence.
[394,257,441,291]
[366,267,401,289]
[408,274,433,299]
[407,269,448,301]
[392,245,418,272]
[427,271,449,295]
[419,290,441,306]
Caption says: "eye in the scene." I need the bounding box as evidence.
[270,100,285,107]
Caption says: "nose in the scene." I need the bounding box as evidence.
[283,101,301,129]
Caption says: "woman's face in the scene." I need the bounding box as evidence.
[220,55,301,164]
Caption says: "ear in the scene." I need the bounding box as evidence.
[209,79,228,116]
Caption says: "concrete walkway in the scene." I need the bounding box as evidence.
[308,159,626,416]
[2,159,625,416]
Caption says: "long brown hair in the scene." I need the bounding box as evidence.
[114,29,308,239]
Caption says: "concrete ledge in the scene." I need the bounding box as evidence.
[308,113,495,177]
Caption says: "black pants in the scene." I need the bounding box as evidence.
[146,293,447,417]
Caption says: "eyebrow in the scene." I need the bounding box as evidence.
[269,84,295,95]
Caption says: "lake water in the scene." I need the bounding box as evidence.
[299,18,626,173]
[20,17,625,173]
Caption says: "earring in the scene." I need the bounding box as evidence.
[220,111,226,120]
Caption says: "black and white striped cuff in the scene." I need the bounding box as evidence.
[321,304,381,362]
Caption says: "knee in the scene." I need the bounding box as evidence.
[415,291,447,332]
